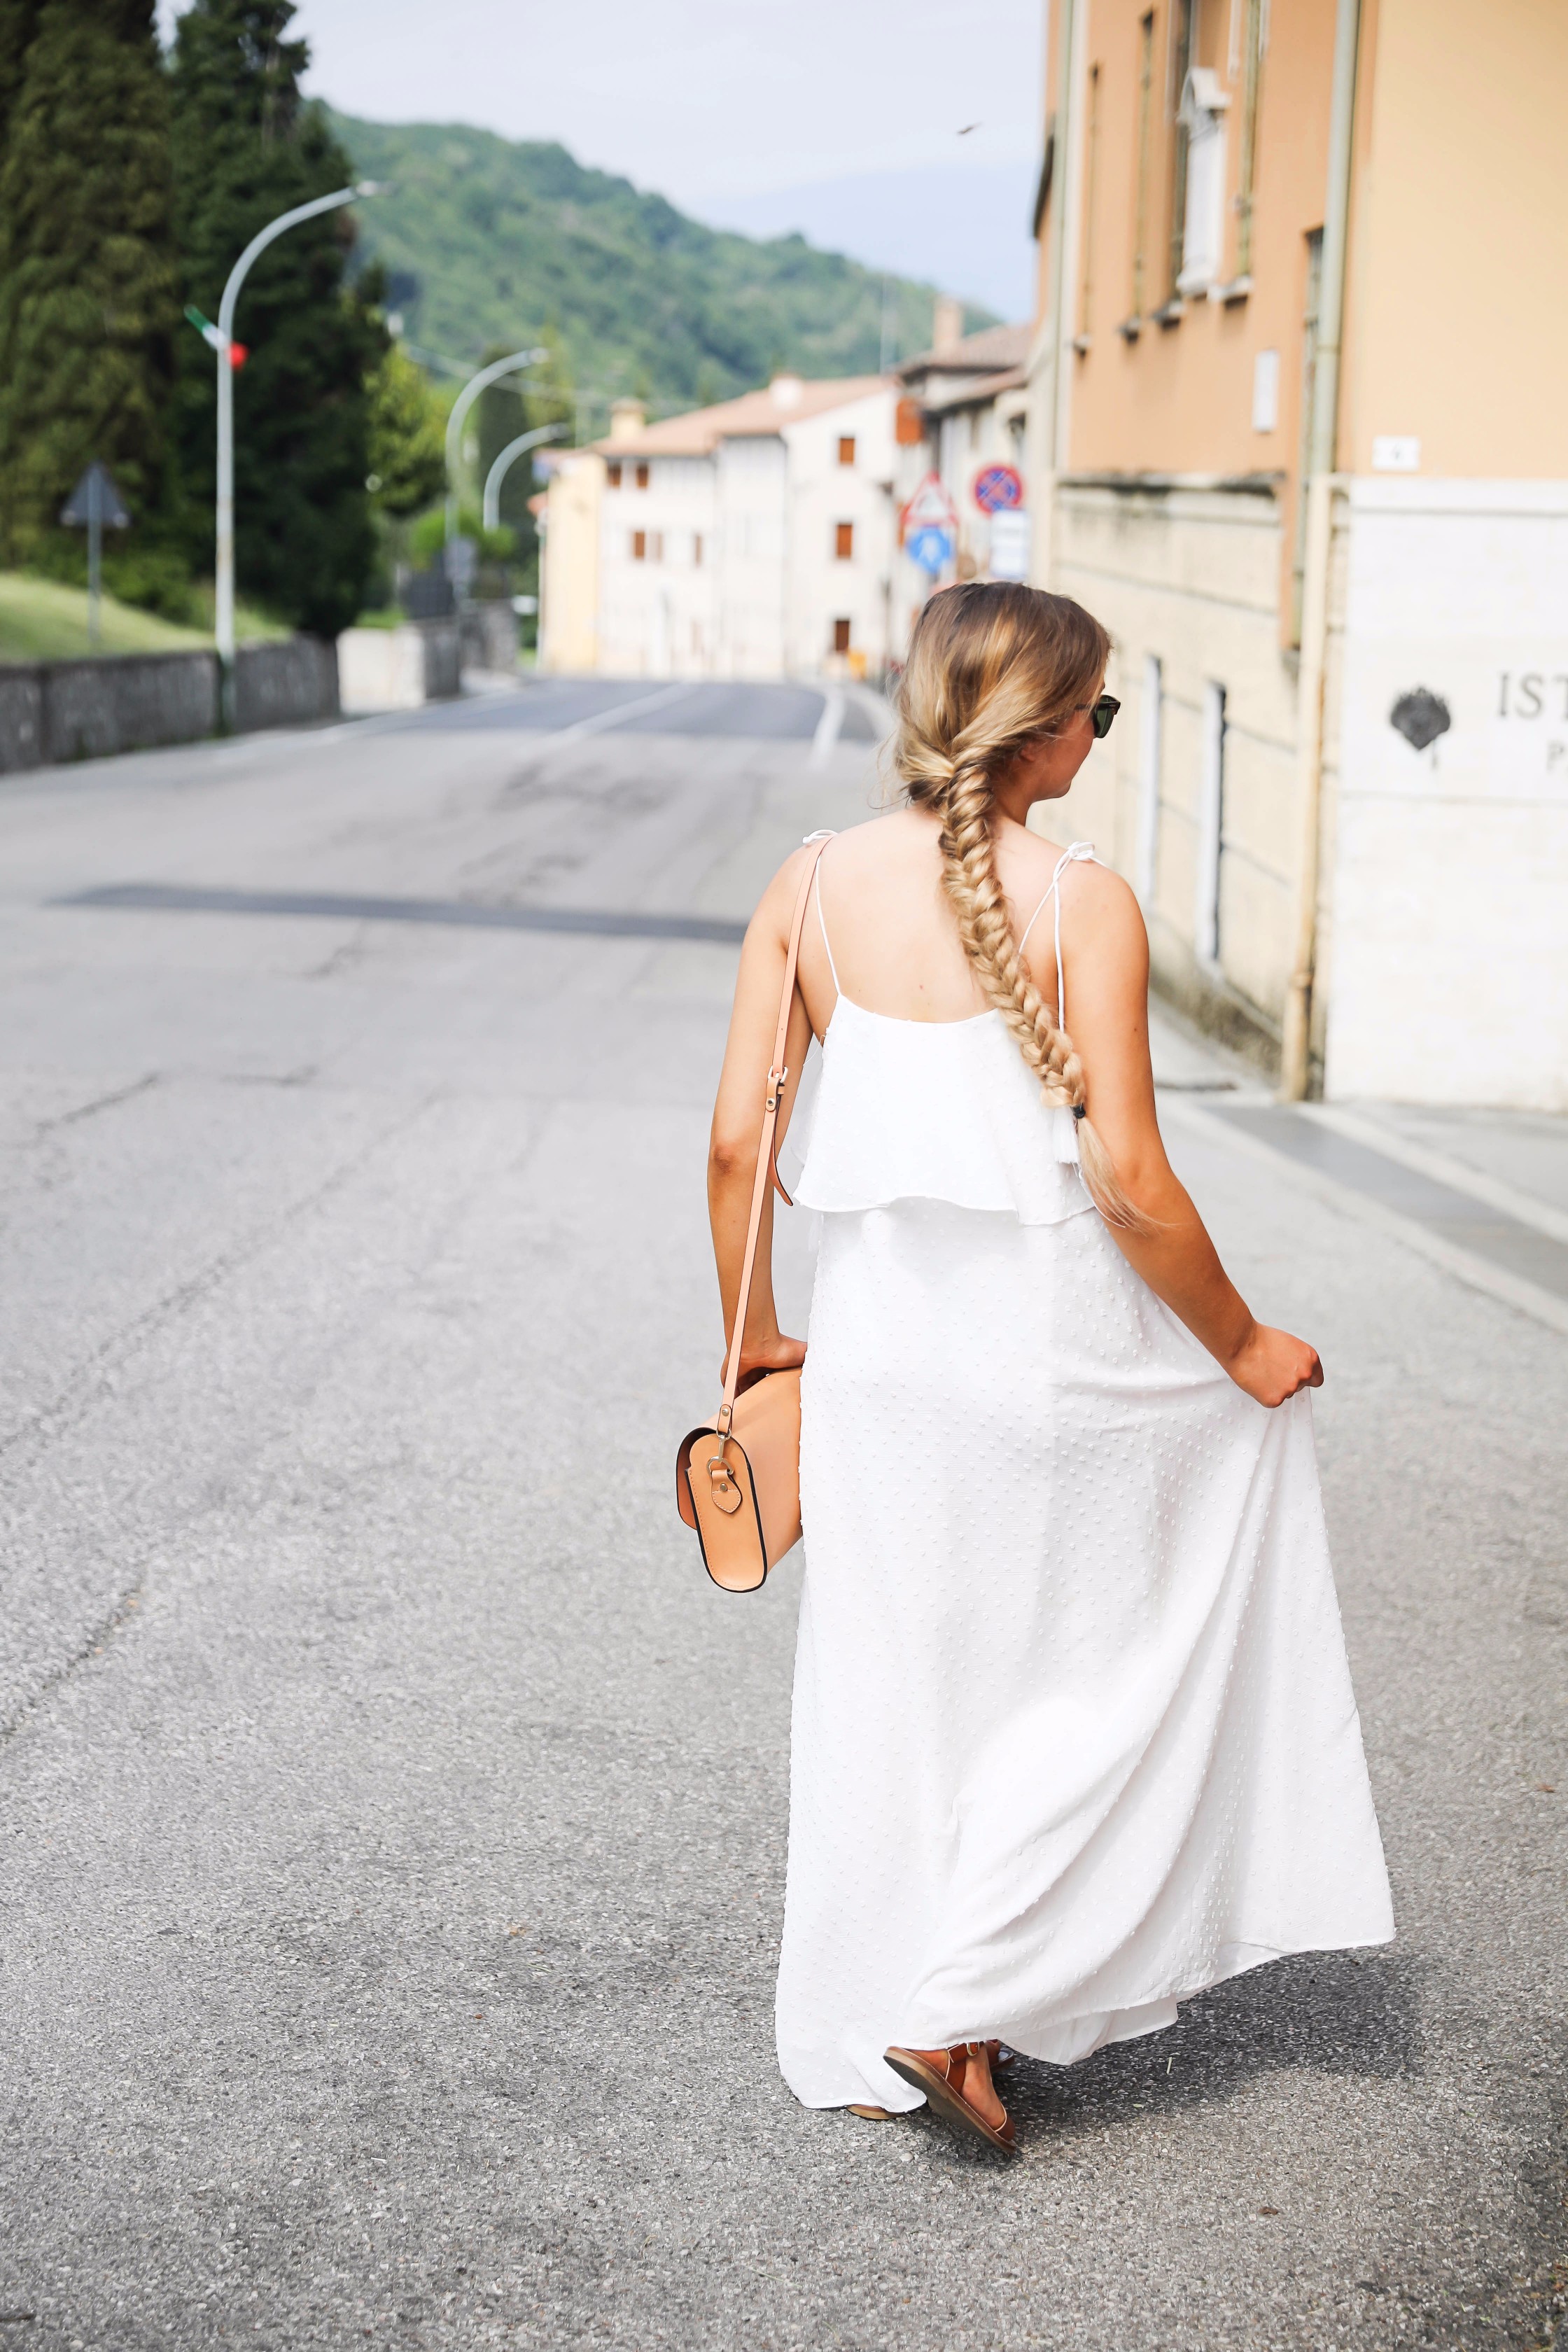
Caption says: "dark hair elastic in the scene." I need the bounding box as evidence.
[1072,1104,1087,1121]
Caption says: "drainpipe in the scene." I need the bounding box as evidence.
[1279,0,1363,1100]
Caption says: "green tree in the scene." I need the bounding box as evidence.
[366,341,446,519]
[0,0,43,143]
[169,0,384,636]
[0,0,177,573]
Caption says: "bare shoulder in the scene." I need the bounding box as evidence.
[749,827,856,942]
[1019,835,1144,933]
[1023,843,1149,997]
[753,813,905,927]
[749,842,818,943]
[1066,853,1144,934]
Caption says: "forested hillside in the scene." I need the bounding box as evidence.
[328,111,989,414]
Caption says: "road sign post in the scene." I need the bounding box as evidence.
[899,471,960,584]
[60,462,130,651]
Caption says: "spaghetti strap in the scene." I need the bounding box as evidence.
[1016,840,1098,1028]
[811,854,841,995]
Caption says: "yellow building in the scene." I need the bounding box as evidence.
[535,447,605,677]
[1029,0,1568,1107]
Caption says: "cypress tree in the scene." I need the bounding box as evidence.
[0,0,43,144]
[0,0,177,577]
[169,0,384,637]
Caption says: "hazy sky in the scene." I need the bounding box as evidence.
[159,0,1045,205]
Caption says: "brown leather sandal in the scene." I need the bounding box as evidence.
[883,2042,1017,2155]
[848,2103,893,2120]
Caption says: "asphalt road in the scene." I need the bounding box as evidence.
[1,680,1564,2352]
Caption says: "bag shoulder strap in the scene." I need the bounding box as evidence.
[718,831,834,1432]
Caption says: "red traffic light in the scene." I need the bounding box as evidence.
[228,342,249,370]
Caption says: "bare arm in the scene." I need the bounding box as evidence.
[706,848,817,1380]
[1058,867,1322,1408]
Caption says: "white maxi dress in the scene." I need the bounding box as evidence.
[775,843,1394,2116]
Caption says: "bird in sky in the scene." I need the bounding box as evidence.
[957,122,980,136]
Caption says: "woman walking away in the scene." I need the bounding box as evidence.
[706,583,1393,2155]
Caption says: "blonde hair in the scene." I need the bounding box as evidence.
[893,581,1151,1233]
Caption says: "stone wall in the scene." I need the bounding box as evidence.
[232,637,340,734]
[0,638,340,777]
[458,600,518,676]
[0,650,218,772]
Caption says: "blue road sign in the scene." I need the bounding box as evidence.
[906,525,955,576]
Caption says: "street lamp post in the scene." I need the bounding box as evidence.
[201,180,382,723]
[444,349,549,545]
[481,422,568,533]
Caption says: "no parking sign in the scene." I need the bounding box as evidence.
[973,463,1023,514]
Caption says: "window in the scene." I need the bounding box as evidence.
[635,463,649,489]
[835,521,854,561]
[692,532,704,568]
[1176,69,1231,296]
[1135,654,1162,906]
[832,618,852,655]
[606,461,622,489]
[1194,682,1226,967]
[631,530,646,561]
[1129,13,1156,323]
[838,436,856,465]
[1166,0,1196,302]
[650,531,664,562]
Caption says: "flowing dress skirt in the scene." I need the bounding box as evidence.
[776,1196,1394,2115]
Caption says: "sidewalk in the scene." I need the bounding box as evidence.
[1149,996,1568,1337]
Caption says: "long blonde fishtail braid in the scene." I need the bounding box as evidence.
[895,580,1154,1232]
[936,755,1083,1110]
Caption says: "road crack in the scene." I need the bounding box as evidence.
[0,1093,440,1472]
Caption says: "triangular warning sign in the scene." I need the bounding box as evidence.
[900,470,958,535]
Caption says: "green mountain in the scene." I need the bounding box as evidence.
[325,110,992,419]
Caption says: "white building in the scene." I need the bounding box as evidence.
[537,375,897,682]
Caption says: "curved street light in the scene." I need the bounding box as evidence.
[444,348,549,543]
[205,181,384,719]
[482,422,568,532]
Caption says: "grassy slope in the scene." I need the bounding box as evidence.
[328,111,990,412]
[0,575,286,662]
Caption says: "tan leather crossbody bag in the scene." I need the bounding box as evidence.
[675,833,831,1592]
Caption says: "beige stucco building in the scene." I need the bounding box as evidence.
[1029,0,1568,1108]
[537,377,898,683]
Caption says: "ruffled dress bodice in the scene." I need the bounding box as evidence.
[792,995,1092,1227]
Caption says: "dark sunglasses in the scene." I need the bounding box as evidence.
[1082,694,1121,740]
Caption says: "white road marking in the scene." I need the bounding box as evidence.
[543,681,701,743]
[808,688,845,770]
